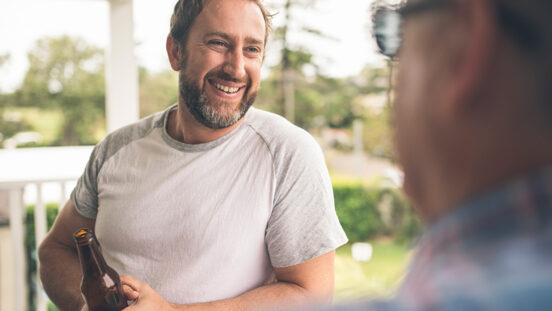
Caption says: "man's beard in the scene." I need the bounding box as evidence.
[179,70,257,130]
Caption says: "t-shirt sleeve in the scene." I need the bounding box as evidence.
[265,130,348,268]
[70,113,159,219]
[70,143,105,219]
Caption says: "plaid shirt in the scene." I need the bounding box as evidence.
[326,167,552,311]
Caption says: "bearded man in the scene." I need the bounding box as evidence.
[38,1,347,310]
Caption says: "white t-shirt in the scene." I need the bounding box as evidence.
[71,105,347,304]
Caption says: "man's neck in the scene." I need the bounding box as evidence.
[422,133,552,223]
[167,100,244,144]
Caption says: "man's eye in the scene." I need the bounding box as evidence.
[210,41,226,47]
[246,47,260,53]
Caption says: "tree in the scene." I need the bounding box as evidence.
[257,71,361,130]
[267,0,334,123]
[0,53,19,143]
[139,67,178,118]
[18,36,105,145]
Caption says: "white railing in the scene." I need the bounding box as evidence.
[0,146,93,311]
[1,179,75,311]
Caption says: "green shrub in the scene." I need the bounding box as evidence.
[333,180,423,243]
[379,188,424,243]
[333,181,383,242]
[25,203,60,311]
[48,302,59,311]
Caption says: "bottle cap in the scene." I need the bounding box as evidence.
[74,228,94,245]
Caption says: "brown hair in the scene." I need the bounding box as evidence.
[169,0,273,50]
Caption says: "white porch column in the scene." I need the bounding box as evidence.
[106,0,139,133]
[9,187,27,311]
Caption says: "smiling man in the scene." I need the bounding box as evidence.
[38,0,347,310]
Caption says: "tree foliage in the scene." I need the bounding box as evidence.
[139,67,178,118]
[266,0,335,122]
[3,36,182,147]
[0,53,36,143]
[262,0,396,161]
[18,35,105,145]
[258,64,390,127]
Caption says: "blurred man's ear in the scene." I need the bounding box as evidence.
[166,35,182,71]
[444,0,499,115]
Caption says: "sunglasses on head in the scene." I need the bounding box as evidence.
[372,0,543,59]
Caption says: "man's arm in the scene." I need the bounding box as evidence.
[38,200,95,311]
[122,250,336,311]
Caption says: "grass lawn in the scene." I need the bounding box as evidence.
[334,240,413,303]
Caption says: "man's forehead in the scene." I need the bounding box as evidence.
[202,0,263,21]
[197,0,266,39]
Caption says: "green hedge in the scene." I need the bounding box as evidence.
[25,204,60,311]
[333,180,423,243]
[333,181,382,242]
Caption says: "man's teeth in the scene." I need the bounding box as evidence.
[215,83,239,94]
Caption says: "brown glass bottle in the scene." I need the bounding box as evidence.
[74,228,128,311]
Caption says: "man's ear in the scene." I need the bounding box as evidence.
[166,34,182,71]
[445,0,499,114]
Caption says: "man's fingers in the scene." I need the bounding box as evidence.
[120,275,143,301]
[120,275,141,291]
[122,284,140,300]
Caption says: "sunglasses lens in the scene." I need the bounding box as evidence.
[374,9,402,57]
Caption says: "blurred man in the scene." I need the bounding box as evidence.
[324,0,552,310]
[38,0,347,310]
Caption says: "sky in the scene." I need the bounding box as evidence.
[0,0,390,93]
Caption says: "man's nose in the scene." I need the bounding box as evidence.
[223,49,246,81]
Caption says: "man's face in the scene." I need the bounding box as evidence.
[179,0,265,129]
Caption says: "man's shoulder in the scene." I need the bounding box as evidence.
[244,107,318,149]
[92,108,167,162]
[106,109,165,143]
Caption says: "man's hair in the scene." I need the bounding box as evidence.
[497,0,552,122]
[169,0,273,51]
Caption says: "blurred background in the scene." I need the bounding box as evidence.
[0,0,420,310]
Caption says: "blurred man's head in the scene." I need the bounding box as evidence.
[166,0,272,129]
[375,0,552,220]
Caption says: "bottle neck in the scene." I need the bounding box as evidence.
[77,238,108,276]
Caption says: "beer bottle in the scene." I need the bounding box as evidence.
[74,228,128,311]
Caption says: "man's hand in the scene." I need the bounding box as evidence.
[121,275,176,311]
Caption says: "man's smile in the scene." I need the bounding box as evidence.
[207,78,246,97]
